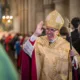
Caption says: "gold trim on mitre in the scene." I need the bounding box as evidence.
[45,10,64,30]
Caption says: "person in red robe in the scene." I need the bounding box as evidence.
[5,34,12,52]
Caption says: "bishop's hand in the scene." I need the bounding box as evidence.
[34,21,44,36]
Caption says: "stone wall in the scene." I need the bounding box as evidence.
[10,0,80,34]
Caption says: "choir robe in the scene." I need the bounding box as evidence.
[21,36,80,80]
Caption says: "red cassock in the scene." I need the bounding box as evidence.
[17,37,26,68]
[21,40,37,80]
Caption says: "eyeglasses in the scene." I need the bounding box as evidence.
[46,28,57,32]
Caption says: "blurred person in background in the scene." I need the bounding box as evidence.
[0,44,18,80]
[5,34,12,52]
[14,38,21,69]
[0,35,6,48]
[71,17,80,43]
[60,26,70,42]
[71,17,80,54]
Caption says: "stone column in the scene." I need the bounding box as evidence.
[13,16,20,33]
[19,0,25,34]
[69,0,80,20]
[9,0,21,33]
[15,0,36,35]
[24,0,28,34]
[28,0,36,35]
[54,0,69,18]
[43,0,55,19]
[36,0,44,24]
[44,5,55,19]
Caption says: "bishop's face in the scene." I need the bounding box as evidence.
[46,27,59,41]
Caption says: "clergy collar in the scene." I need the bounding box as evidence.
[49,37,58,43]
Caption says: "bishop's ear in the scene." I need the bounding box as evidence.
[55,30,59,36]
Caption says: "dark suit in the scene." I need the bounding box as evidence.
[71,29,80,43]
[71,29,80,53]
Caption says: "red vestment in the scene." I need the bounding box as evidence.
[21,40,37,80]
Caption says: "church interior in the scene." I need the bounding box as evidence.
[0,0,80,35]
[0,0,80,80]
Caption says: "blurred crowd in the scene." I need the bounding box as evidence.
[0,32,30,70]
